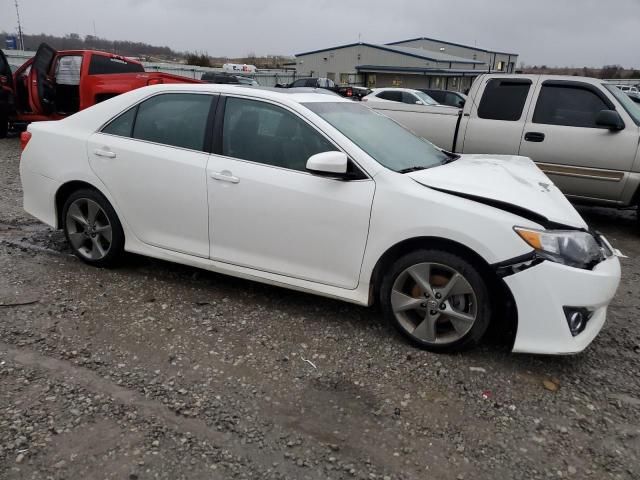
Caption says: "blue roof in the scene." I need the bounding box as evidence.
[386,37,518,57]
[295,42,485,65]
[355,65,485,75]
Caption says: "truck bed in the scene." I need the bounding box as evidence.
[368,102,461,151]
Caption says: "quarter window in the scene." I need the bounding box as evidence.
[533,85,610,128]
[221,97,337,172]
[102,107,137,137]
[477,79,531,121]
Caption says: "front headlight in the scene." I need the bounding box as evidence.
[514,227,604,269]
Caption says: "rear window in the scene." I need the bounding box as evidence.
[88,55,144,75]
[477,79,531,121]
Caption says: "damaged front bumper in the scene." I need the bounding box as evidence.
[499,253,621,355]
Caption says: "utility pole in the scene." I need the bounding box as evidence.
[14,0,25,51]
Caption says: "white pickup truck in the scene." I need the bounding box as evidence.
[365,75,640,216]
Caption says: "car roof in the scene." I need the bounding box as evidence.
[373,87,422,93]
[140,83,351,104]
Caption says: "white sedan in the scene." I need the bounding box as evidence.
[19,84,621,354]
[362,87,438,106]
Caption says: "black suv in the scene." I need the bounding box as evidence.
[419,89,467,108]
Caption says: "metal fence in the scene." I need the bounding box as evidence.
[2,49,309,87]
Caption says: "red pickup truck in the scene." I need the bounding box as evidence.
[0,43,202,137]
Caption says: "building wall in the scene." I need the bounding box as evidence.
[390,39,518,73]
[296,44,481,79]
[369,72,475,90]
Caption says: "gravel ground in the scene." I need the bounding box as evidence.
[0,136,639,479]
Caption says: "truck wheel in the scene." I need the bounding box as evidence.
[0,115,8,139]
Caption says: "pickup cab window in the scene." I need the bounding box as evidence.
[88,55,145,75]
[533,84,609,128]
[477,79,531,121]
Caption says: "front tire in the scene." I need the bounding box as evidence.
[380,249,492,353]
[62,189,124,267]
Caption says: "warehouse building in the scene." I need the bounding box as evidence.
[295,36,518,91]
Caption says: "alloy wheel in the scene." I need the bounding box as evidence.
[390,262,478,345]
[65,198,113,260]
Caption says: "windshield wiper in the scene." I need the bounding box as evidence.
[398,166,428,173]
[441,151,461,165]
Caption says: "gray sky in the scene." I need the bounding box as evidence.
[2,0,639,67]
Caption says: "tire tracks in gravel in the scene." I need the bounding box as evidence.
[0,341,313,478]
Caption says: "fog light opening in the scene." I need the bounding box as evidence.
[563,307,593,337]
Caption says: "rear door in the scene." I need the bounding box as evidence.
[519,80,638,202]
[461,76,537,154]
[88,92,215,257]
[28,43,57,115]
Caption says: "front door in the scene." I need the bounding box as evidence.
[519,80,639,202]
[88,92,215,257]
[28,43,57,115]
[208,96,375,289]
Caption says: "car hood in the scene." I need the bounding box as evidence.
[408,154,587,229]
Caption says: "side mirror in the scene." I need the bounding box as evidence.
[306,151,348,176]
[457,100,466,107]
[595,110,624,131]
[415,100,423,105]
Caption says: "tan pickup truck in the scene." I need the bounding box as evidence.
[364,75,640,220]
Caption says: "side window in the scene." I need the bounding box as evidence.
[427,91,444,103]
[55,55,82,85]
[221,97,337,172]
[102,107,137,137]
[402,92,419,104]
[291,79,306,87]
[378,90,402,102]
[533,85,610,128]
[132,93,213,150]
[477,79,531,121]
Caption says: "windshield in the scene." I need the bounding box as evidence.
[414,91,437,105]
[603,84,640,126]
[304,102,449,172]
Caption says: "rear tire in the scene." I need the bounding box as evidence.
[379,249,492,353]
[62,189,124,267]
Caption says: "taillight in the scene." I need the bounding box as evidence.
[20,131,32,151]
[147,78,164,86]
[0,75,6,85]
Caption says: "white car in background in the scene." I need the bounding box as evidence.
[362,87,439,106]
[19,84,621,354]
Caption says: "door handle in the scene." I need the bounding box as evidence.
[210,170,240,184]
[524,132,545,143]
[93,148,117,158]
